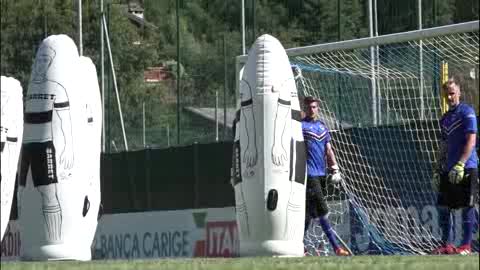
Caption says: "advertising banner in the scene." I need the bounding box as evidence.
[90,207,237,259]
[2,205,477,260]
[0,220,21,261]
[1,207,238,261]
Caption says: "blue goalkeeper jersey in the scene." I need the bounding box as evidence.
[302,118,331,177]
[440,102,478,171]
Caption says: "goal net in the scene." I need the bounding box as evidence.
[293,21,479,255]
[237,21,479,255]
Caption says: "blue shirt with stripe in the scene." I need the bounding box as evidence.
[302,118,331,177]
[440,102,478,171]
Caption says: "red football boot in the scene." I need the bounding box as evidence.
[335,247,351,256]
[455,244,472,255]
[431,244,456,255]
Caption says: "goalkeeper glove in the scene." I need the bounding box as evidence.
[448,161,465,184]
[328,164,343,184]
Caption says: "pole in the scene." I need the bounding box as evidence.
[441,61,448,114]
[106,3,111,153]
[386,69,390,124]
[223,34,228,140]
[337,0,341,41]
[369,0,377,126]
[432,0,439,100]
[418,0,424,119]
[374,0,378,37]
[167,125,170,147]
[374,0,381,124]
[475,63,479,108]
[193,142,200,208]
[337,0,341,119]
[176,0,181,145]
[78,0,83,56]
[101,0,105,152]
[143,102,146,148]
[215,91,219,142]
[252,0,256,42]
[241,0,246,55]
[103,14,129,151]
[43,0,48,38]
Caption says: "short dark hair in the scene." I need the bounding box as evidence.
[448,74,464,87]
[303,96,320,105]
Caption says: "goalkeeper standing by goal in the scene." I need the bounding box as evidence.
[302,96,350,256]
[432,76,478,255]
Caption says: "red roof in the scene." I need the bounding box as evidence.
[144,67,172,82]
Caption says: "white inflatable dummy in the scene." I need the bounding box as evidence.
[1,76,23,242]
[18,34,100,260]
[232,34,306,256]
[77,56,102,253]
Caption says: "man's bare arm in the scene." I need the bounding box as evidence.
[459,133,476,164]
[326,142,337,168]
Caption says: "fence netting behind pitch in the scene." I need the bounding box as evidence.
[292,28,479,255]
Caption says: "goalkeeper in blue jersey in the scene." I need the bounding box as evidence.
[302,96,350,256]
[432,76,478,255]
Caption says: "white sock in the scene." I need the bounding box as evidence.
[43,204,62,243]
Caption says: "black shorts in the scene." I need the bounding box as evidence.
[438,168,479,209]
[306,176,329,218]
[19,141,58,187]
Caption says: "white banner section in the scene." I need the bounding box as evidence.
[1,207,238,261]
[91,207,238,259]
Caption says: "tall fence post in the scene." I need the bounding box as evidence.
[193,142,200,208]
[176,0,181,145]
[145,148,152,209]
[223,34,228,140]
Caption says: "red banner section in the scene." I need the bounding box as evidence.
[205,221,239,257]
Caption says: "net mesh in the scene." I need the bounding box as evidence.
[292,30,479,255]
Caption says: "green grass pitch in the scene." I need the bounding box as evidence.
[1,255,479,270]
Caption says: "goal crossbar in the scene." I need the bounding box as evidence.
[236,20,479,64]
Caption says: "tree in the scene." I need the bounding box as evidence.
[1,0,478,149]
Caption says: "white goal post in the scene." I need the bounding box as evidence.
[235,21,479,255]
